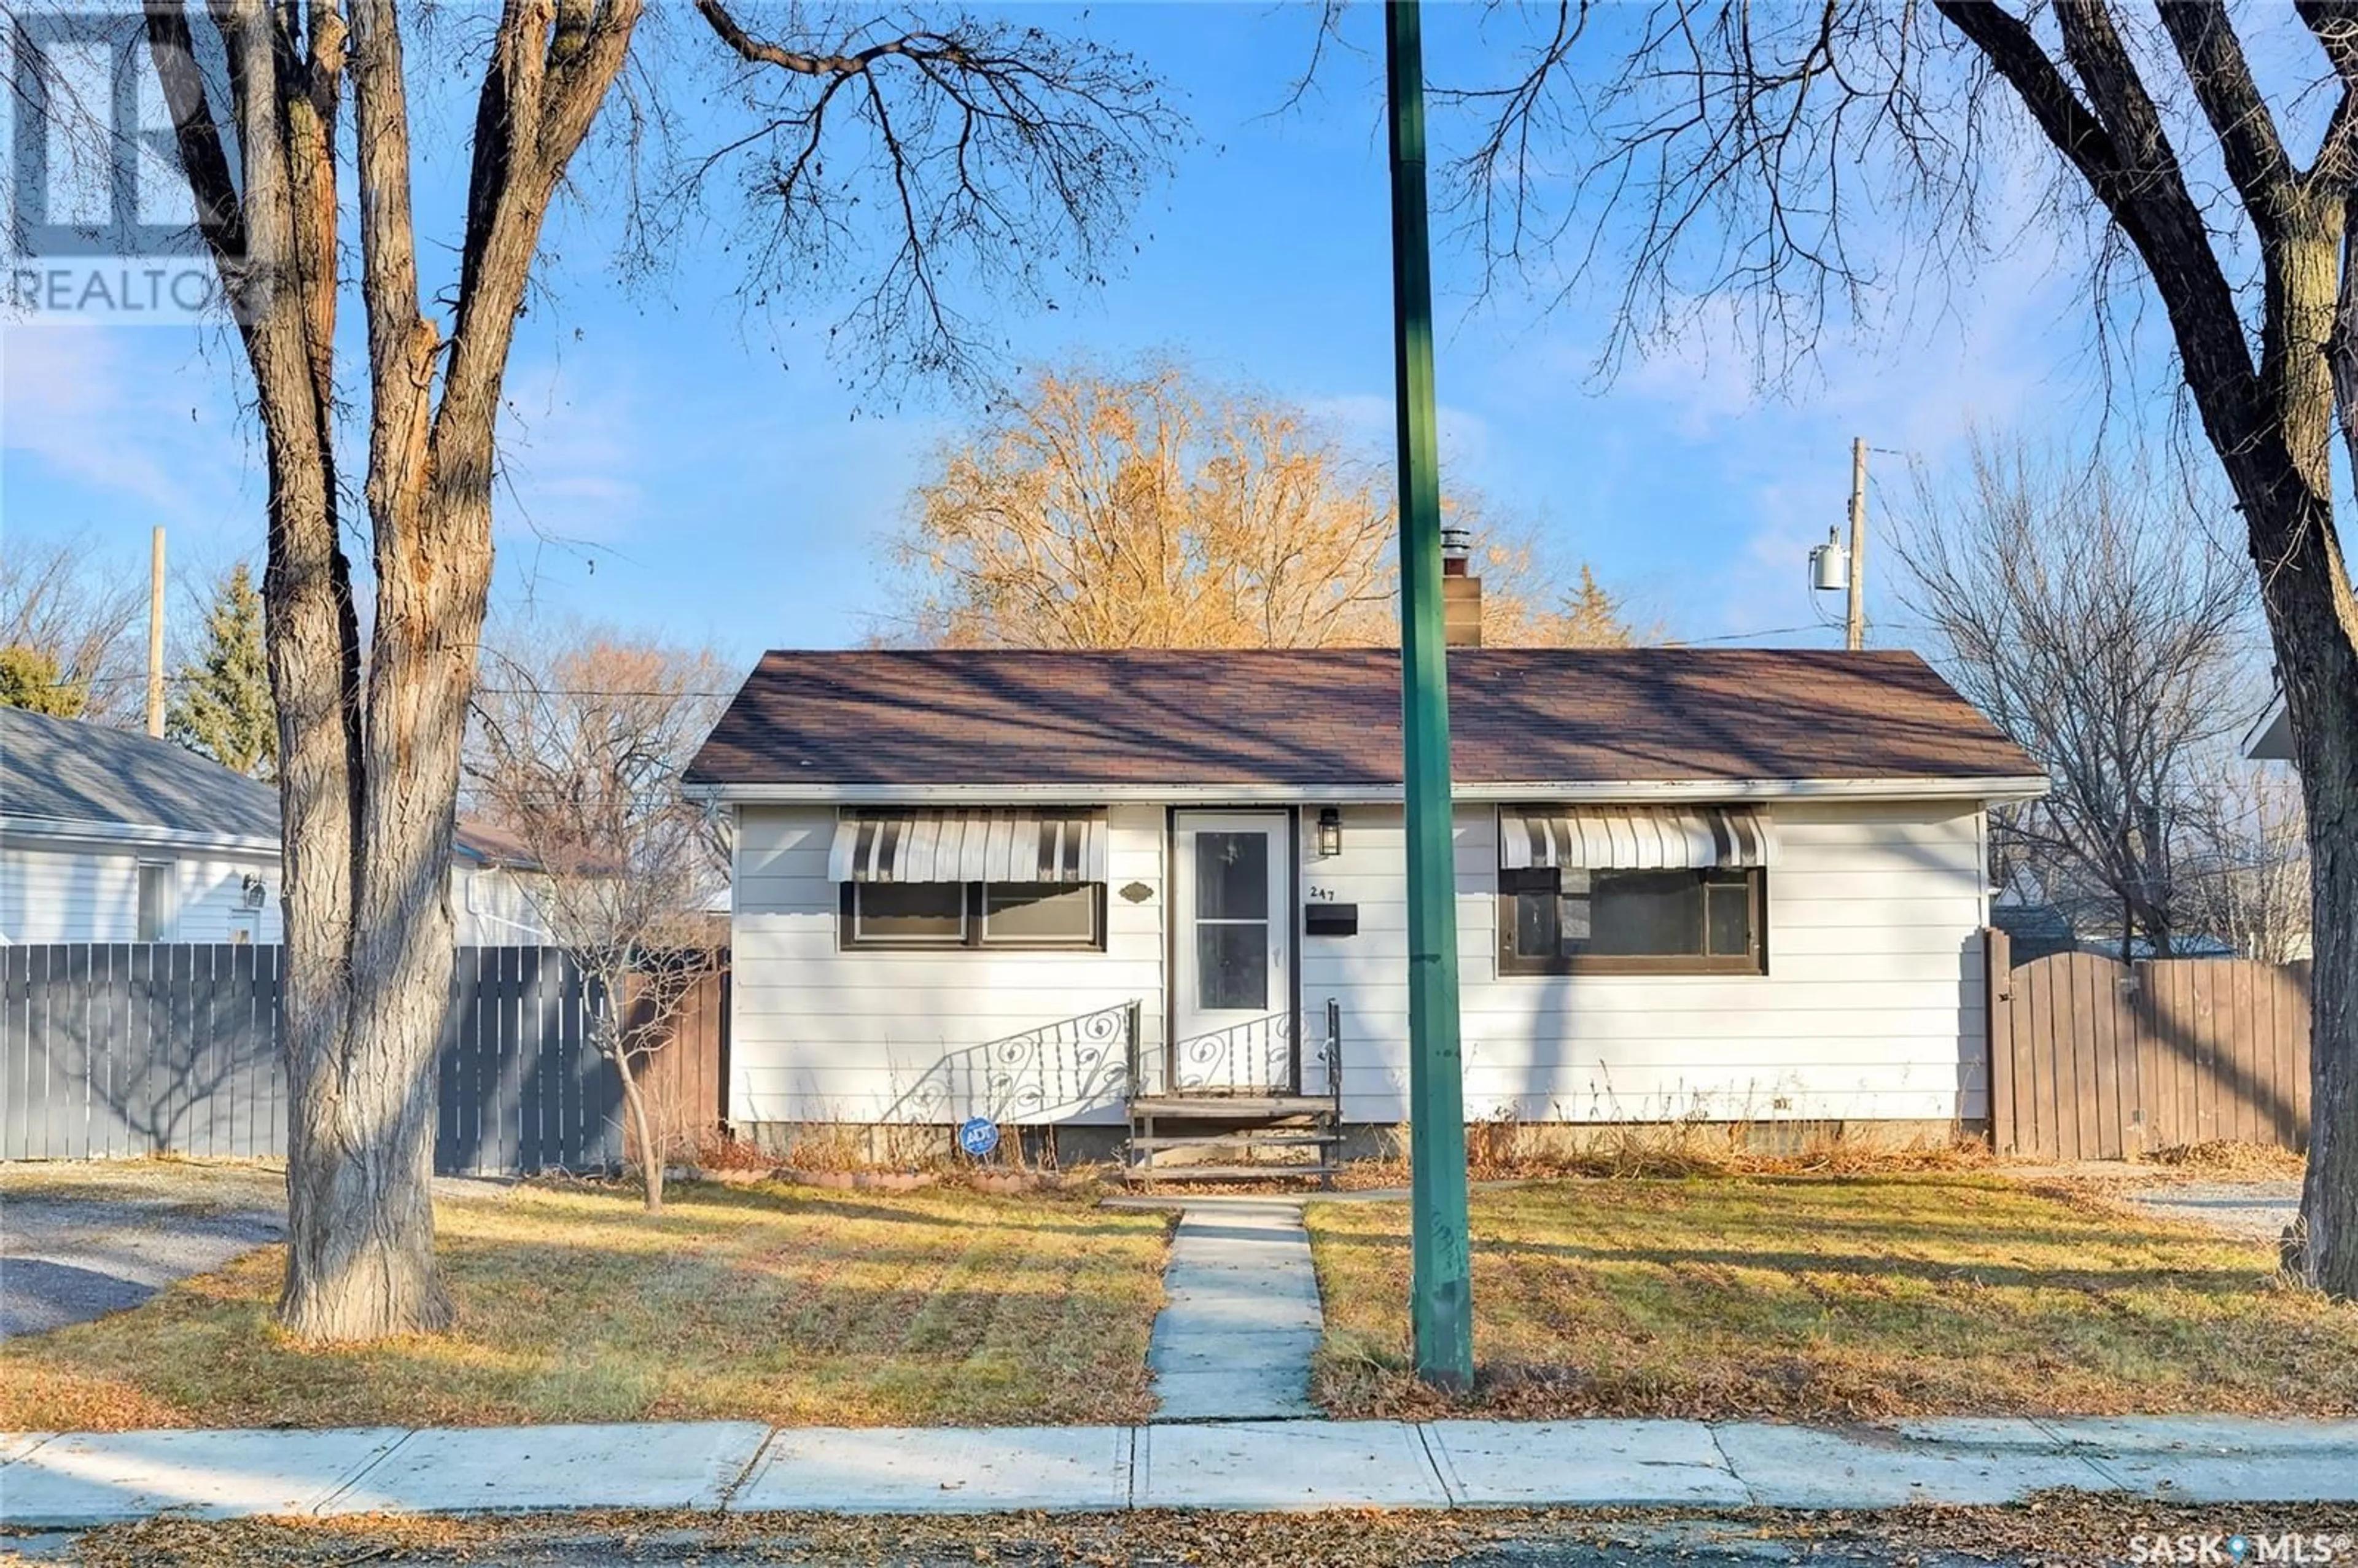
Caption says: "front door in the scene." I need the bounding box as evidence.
[1171,811,1294,1092]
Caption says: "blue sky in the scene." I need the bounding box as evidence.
[2,2,2135,673]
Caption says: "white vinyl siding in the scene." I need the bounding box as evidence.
[725,796,1993,1131]
[451,866,554,945]
[1299,801,1988,1125]
[2,836,551,948]
[0,837,282,945]
[729,803,1164,1126]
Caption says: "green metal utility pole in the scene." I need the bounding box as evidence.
[1385,0,1474,1391]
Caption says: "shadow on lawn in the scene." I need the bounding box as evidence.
[652,1183,1144,1241]
[1313,1228,2275,1293]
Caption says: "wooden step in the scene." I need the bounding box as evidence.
[1129,1132,1338,1151]
[1129,1094,1334,1119]
[1123,1163,1340,1184]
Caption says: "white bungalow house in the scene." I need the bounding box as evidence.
[0,705,553,945]
[684,637,2047,1171]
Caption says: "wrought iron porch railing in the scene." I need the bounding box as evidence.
[1322,996,1343,1127]
[1169,1009,1296,1093]
[877,999,1143,1125]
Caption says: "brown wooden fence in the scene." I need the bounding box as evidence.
[1985,930,2313,1159]
[621,961,730,1166]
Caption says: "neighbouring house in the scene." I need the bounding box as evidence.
[685,633,2047,1165]
[2246,693,2292,761]
[1989,864,2078,964]
[1,705,552,945]
[441,815,566,947]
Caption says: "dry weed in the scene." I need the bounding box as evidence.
[2140,1139,2308,1179]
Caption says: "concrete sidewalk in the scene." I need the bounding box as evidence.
[1146,1201,1321,1421]
[4,1416,2354,1527]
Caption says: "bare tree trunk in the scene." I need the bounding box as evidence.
[1966,18,2358,1294]
[138,0,1162,1332]
[275,484,488,1337]
[2241,200,2358,1297]
[617,1052,664,1214]
[2300,748,2358,1291]
[147,0,641,1340]
[2262,475,2358,1293]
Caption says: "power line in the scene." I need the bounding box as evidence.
[474,688,739,699]
[1676,625,1828,645]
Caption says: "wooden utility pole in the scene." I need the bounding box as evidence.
[1845,438,1867,651]
[1385,0,1474,1391]
[146,527,166,737]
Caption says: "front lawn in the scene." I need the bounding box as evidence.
[1307,1174,2358,1421]
[0,1178,1170,1430]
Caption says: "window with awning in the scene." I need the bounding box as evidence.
[828,810,1109,884]
[1496,805,1771,976]
[831,810,1109,951]
[1497,805,1775,872]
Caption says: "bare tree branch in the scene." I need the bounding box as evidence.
[1896,437,2259,958]
[683,1,1181,392]
[467,627,732,1211]
[2154,1,2290,210]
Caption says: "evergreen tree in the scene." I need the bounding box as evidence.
[1558,565,1637,649]
[168,565,275,777]
[0,645,88,717]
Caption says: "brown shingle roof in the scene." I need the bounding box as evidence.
[684,648,2038,790]
[454,818,542,871]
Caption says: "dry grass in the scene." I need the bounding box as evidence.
[0,1158,287,1216]
[1307,1173,2358,1422]
[1132,1122,1999,1198]
[2139,1139,2310,1179]
[1398,1116,1995,1185]
[0,1178,1170,1431]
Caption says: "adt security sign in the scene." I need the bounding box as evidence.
[958,1116,1001,1159]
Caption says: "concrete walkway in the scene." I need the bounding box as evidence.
[0,1166,286,1341]
[4,1416,2354,1526]
[1145,1200,1321,1421]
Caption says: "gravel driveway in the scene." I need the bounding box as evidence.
[2120,1179,2302,1243]
[0,1163,286,1340]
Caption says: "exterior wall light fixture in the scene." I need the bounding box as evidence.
[1317,806,1344,859]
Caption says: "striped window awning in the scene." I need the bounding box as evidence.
[828,810,1110,884]
[1498,805,1776,871]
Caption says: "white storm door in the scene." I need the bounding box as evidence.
[1171,811,1293,1090]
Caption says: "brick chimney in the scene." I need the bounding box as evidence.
[1441,524,1481,647]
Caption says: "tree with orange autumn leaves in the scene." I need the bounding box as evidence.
[889,360,1640,651]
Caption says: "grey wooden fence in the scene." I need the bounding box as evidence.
[1,944,626,1174]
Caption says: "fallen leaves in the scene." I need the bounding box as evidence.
[56,1497,2358,1568]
